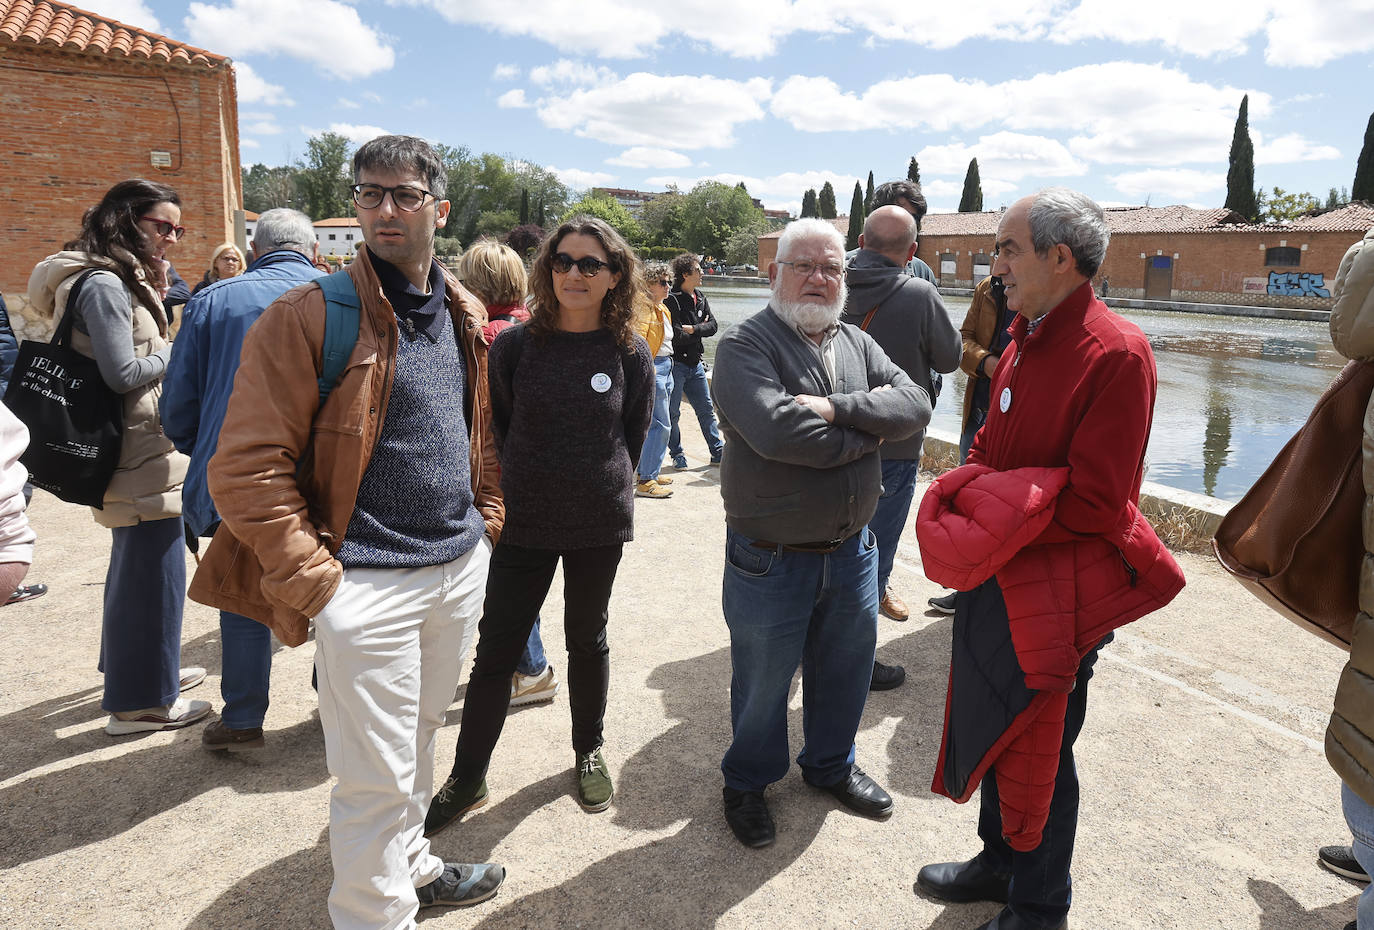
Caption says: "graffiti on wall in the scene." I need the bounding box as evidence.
[1267,271,1329,297]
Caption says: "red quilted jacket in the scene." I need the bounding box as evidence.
[916,463,1185,850]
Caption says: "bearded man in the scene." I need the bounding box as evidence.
[708,218,930,848]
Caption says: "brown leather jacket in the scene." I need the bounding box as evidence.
[958,274,1003,428]
[187,248,503,646]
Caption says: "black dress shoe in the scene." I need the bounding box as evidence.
[723,787,775,847]
[810,766,893,818]
[974,908,1066,930]
[870,660,906,691]
[914,855,1011,903]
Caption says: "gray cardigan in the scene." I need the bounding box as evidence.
[711,304,930,544]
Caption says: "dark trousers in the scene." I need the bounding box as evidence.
[450,541,624,781]
[98,516,186,712]
[976,635,1111,928]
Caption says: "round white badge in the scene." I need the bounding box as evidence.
[999,386,1012,413]
[591,372,612,393]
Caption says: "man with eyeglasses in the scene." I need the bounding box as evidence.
[190,135,507,927]
[710,218,929,848]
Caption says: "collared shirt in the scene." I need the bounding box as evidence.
[1025,306,1053,338]
[370,254,447,341]
[789,321,839,386]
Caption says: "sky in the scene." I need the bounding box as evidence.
[93,0,1374,216]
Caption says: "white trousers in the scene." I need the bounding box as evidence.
[314,539,489,930]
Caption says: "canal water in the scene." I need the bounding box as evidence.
[696,283,1345,503]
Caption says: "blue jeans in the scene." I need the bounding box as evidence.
[870,458,921,592]
[516,619,547,677]
[220,610,272,729]
[720,527,878,792]
[669,360,723,460]
[99,516,186,712]
[1344,782,1374,929]
[976,634,1110,928]
[637,356,674,481]
[960,407,986,464]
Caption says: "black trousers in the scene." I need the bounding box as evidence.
[450,541,624,781]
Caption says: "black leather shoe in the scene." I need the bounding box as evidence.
[811,766,893,818]
[974,908,1066,930]
[914,855,1011,903]
[723,787,775,847]
[870,660,906,691]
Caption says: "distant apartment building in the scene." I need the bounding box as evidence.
[314,217,362,257]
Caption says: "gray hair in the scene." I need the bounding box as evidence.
[776,218,844,262]
[1027,187,1109,279]
[253,208,316,256]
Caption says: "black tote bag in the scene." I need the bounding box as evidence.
[2,269,124,507]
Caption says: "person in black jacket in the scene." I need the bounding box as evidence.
[665,253,725,468]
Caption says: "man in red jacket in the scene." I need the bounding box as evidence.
[915,188,1160,930]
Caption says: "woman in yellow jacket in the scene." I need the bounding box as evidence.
[633,261,676,499]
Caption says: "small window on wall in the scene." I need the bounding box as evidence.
[1265,246,1300,267]
[329,234,337,240]
[939,253,957,276]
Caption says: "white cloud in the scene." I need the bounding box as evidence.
[529,59,615,87]
[240,139,261,150]
[492,63,520,81]
[233,63,294,106]
[185,0,394,79]
[553,166,617,190]
[244,121,283,135]
[304,123,391,145]
[497,89,531,109]
[1109,168,1224,199]
[916,133,1086,194]
[606,147,691,169]
[537,73,772,149]
[1254,133,1342,165]
[1265,1,1374,66]
[644,169,860,216]
[98,0,160,30]
[336,97,361,110]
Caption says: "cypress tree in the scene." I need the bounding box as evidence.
[864,171,875,214]
[958,158,983,212]
[801,188,818,218]
[846,182,865,250]
[818,181,837,219]
[519,188,529,225]
[1225,95,1259,221]
[907,157,920,185]
[1354,111,1374,203]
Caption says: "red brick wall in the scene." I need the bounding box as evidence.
[1,47,241,316]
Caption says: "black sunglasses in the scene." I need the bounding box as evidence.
[551,252,612,277]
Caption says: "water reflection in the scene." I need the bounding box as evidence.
[698,283,1343,502]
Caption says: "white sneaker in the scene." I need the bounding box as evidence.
[509,666,558,707]
[106,698,213,735]
[179,667,207,691]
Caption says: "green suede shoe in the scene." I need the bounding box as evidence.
[576,748,613,812]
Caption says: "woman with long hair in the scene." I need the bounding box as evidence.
[427,216,652,830]
[191,242,246,295]
[26,178,207,734]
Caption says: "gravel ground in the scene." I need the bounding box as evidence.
[0,431,1360,929]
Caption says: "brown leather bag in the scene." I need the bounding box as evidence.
[1212,358,1374,649]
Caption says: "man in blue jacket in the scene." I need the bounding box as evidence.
[161,207,324,751]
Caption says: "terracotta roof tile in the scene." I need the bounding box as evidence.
[314,217,362,227]
[0,0,228,69]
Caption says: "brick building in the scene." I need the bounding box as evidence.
[758,204,1374,309]
[1,0,241,333]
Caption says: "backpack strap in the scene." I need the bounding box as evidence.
[316,270,360,402]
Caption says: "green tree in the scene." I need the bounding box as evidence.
[800,188,818,218]
[1225,95,1259,221]
[639,189,688,247]
[562,193,642,244]
[864,171,875,214]
[723,217,773,265]
[679,181,766,257]
[846,181,865,250]
[818,181,837,219]
[241,163,297,213]
[519,188,529,225]
[296,132,353,221]
[958,158,983,212]
[1261,187,1320,222]
[1355,111,1374,203]
[474,209,520,239]
[907,157,920,185]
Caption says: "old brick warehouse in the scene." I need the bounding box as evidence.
[0,0,241,334]
[760,203,1374,309]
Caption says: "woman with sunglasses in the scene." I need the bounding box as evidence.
[27,179,207,735]
[427,216,653,829]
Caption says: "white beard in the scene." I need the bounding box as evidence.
[772,280,847,334]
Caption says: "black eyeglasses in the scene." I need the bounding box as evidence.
[140,216,186,240]
[350,183,435,212]
[551,252,612,277]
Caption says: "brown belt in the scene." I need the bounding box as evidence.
[750,534,854,554]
